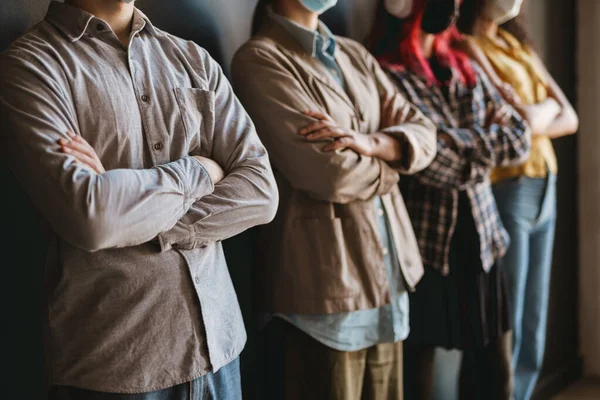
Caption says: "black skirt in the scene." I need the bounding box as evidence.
[405,193,511,350]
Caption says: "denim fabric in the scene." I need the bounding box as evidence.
[48,358,242,400]
[493,175,557,400]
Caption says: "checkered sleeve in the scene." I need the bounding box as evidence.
[471,64,532,167]
[388,69,485,190]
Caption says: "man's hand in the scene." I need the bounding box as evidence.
[193,156,225,184]
[299,111,376,156]
[58,132,225,185]
[59,132,105,174]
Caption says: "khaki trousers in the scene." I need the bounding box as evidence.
[262,319,404,400]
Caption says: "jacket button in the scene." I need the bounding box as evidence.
[141,95,150,102]
[153,142,163,151]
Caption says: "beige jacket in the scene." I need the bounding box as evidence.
[232,19,436,315]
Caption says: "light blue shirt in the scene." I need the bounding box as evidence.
[267,10,410,352]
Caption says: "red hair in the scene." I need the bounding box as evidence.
[368,0,476,87]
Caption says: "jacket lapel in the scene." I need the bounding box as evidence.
[258,19,356,111]
[334,48,365,119]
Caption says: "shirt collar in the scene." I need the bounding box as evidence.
[267,6,337,59]
[45,1,164,43]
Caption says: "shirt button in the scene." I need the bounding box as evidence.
[378,208,384,217]
[153,142,164,151]
[194,277,200,285]
[383,247,389,256]
[141,95,150,103]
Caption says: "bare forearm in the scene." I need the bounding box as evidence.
[370,132,403,162]
[520,99,561,135]
[543,110,579,138]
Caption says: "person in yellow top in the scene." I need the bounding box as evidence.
[458,0,579,399]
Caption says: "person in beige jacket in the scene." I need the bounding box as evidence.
[232,0,436,399]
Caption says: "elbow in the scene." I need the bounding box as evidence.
[513,149,531,166]
[249,164,280,225]
[516,135,533,165]
[70,215,115,253]
[508,142,532,167]
[399,125,438,175]
[412,138,438,174]
[65,193,117,252]
[565,109,580,135]
[501,127,532,167]
[262,181,280,224]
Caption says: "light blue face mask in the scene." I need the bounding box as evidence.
[298,0,338,14]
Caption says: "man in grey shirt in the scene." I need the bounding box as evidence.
[0,0,278,398]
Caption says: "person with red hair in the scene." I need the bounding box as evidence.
[368,0,531,398]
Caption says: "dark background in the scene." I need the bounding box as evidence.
[0,1,579,399]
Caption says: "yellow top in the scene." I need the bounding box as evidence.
[470,29,557,182]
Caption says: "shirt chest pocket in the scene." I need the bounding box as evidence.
[174,88,216,155]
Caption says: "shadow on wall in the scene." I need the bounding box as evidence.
[1,2,54,400]
[139,0,256,75]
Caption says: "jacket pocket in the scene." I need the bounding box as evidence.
[288,217,361,299]
[173,88,216,154]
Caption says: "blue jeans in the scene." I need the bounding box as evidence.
[493,175,557,400]
[48,358,241,400]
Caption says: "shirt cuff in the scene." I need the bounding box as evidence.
[185,156,215,203]
[158,220,196,252]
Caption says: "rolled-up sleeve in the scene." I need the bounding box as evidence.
[0,51,214,252]
[231,45,401,205]
[360,43,437,174]
[476,67,531,167]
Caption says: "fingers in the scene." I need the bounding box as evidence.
[303,110,332,121]
[61,146,103,174]
[60,133,97,160]
[60,139,96,162]
[299,121,332,136]
[493,106,512,125]
[323,137,353,152]
[58,132,105,173]
[499,111,512,125]
[305,128,349,142]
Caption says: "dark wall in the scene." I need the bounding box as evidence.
[526,1,581,397]
[1,2,52,399]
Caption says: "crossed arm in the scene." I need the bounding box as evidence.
[0,51,278,253]
[230,44,436,205]
[388,67,531,191]
[461,39,578,138]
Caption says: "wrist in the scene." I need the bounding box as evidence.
[370,132,402,162]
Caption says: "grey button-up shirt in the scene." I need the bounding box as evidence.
[0,2,277,394]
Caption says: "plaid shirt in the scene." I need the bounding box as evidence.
[386,64,531,275]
